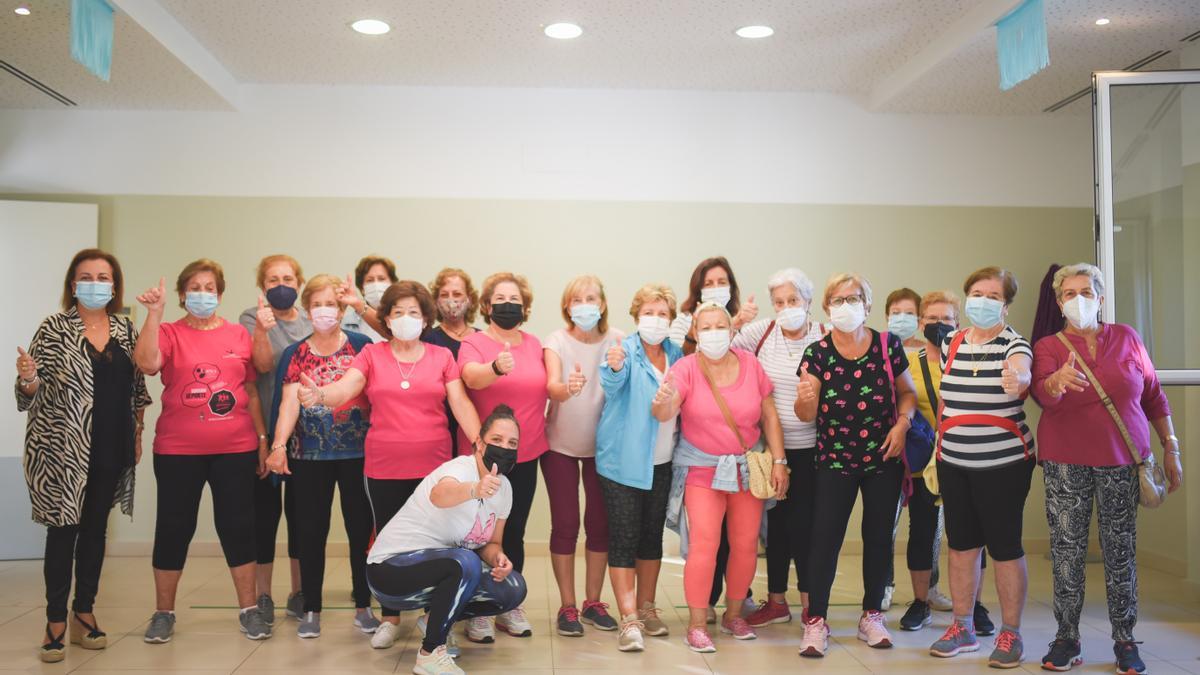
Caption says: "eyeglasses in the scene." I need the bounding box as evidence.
[828,295,864,308]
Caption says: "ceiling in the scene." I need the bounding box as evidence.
[1,0,1196,114]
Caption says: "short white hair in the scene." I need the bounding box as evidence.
[766,268,814,303]
[1052,263,1104,299]
[693,301,732,326]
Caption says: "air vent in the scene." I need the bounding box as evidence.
[1042,49,1173,113]
[0,59,76,106]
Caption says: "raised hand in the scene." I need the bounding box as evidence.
[297,372,323,408]
[567,362,587,396]
[606,342,626,372]
[653,368,675,406]
[796,363,818,405]
[735,294,759,328]
[477,463,502,499]
[255,293,276,332]
[495,342,515,375]
[136,277,167,314]
[16,346,38,382]
[336,273,364,312]
[1000,357,1022,397]
[1048,352,1088,396]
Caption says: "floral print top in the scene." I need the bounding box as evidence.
[799,330,908,474]
[282,338,370,460]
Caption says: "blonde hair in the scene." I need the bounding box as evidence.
[479,272,533,325]
[693,301,732,328]
[559,274,609,333]
[629,283,678,321]
[429,268,479,324]
[300,274,342,311]
[822,273,873,311]
[920,290,961,317]
[256,254,305,290]
[963,266,1018,305]
[1052,263,1104,300]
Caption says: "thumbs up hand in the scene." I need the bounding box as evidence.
[494,342,515,375]
[477,462,503,499]
[606,342,626,372]
[297,372,323,408]
[1048,352,1089,397]
[136,277,167,314]
[796,363,818,405]
[336,273,365,312]
[734,293,759,329]
[16,346,38,382]
[1000,357,1024,397]
[567,362,587,396]
[653,368,675,405]
[256,293,276,332]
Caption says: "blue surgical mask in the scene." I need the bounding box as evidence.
[185,291,220,318]
[964,296,1004,329]
[74,281,113,310]
[887,313,918,341]
[569,303,601,331]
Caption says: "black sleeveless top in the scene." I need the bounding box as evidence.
[88,339,135,470]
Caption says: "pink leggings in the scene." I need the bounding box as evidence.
[684,484,763,609]
[539,450,609,555]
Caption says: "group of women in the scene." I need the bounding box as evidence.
[15,249,1184,675]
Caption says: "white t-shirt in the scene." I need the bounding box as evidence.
[543,328,625,457]
[367,456,513,563]
[731,318,825,449]
[650,354,677,465]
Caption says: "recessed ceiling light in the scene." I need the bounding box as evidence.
[544,22,583,39]
[14,3,31,15]
[350,19,390,35]
[736,25,774,39]
[1095,18,1110,25]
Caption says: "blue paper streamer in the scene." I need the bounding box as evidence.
[71,0,114,82]
[996,0,1049,91]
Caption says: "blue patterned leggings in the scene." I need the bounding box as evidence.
[366,547,527,652]
[1043,461,1139,641]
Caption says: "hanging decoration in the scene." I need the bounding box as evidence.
[995,0,1049,91]
[71,0,114,82]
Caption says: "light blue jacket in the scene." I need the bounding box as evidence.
[595,333,684,490]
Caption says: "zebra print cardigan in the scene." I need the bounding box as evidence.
[14,307,152,527]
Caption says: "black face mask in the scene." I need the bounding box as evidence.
[265,285,297,310]
[482,443,518,476]
[923,321,955,347]
[490,302,524,330]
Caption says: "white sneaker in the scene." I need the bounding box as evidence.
[617,616,645,652]
[466,615,495,643]
[799,616,829,658]
[927,585,954,612]
[881,584,896,611]
[412,644,464,675]
[415,613,461,658]
[496,606,532,637]
[857,610,893,649]
[371,621,400,649]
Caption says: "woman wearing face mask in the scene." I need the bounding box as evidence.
[16,249,152,662]
[457,271,548,641]
[541,275,624,637]
[338,255,397,343]
[295,279,482,649]
[669,256,758,355]
[365,405,528,675]
[239,254,310,622]
[426,268,480,357]
[596,284,684,651]
[730,268,824,630]
[928,266,1034,668]
[1031,263,1181,675]
[794,273,918,658]
[134,259,272,644]
[656,302,788,653]
[264,274,377,639]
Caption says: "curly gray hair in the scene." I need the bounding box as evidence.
[1052,263,1104,299]
[766,268,814,303]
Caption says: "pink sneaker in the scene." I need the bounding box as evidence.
[799,616,828,658]
[746,599,792,627]
[720,616,757,640]
[857,610,893,649]
[685,627,716,653]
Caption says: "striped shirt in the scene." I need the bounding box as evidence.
[732,319,825,449]
[938,326,1035,470]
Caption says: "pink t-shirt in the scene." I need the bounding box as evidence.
[153,320,258,456]
[673,349,774,486]
[350,342,460,479]
[456,331,549,464]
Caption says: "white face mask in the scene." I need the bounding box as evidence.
[777,306,808,331]
[829,302,866,333]
[389,314,424,341]
[310,306,339,333]
[700,285,731,308]
[637,315,671,345]
[1063,295,1100,330]
[697,329,732,359]
[363,281,390,309]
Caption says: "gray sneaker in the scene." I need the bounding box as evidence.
[240,609,272,640]
[354,607,381,634]
[415,612,461,658]
[930,620,980,657]
[286,592,305,619]
[256,593,275,626]
[988,629,1024,668]
[297,611,320,639]
[143,611,176,644]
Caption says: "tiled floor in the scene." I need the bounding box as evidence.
[0,552,1197,673]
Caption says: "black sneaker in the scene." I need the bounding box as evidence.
[1114,641,1146,674]
[1040,638,1082,671]
[900,600,932,631]
[974,601,995,636]
[556,606,584,637]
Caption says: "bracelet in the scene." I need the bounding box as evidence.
[258,434,268,441]
[684,335,697,344]
[1162,434,1179,444]
[1166,450,1181,456]
[491,360,505,376]
[270,444,287,452]
[773,458,788,465]
[19,375,38,386]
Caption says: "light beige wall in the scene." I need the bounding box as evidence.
[7,194,1096,559]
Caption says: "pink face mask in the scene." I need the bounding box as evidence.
[310,306,339,332]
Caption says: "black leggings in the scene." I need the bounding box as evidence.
[807,461,903,619]
[43,466,123,622]
[152,451,257,570]
[254,474,298,565]
[367,548,527,653]
[598,463,671,568]
[292,457,372,612]
[766,448,817,595]
[503,458,539,574]
[365,476,422,617]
